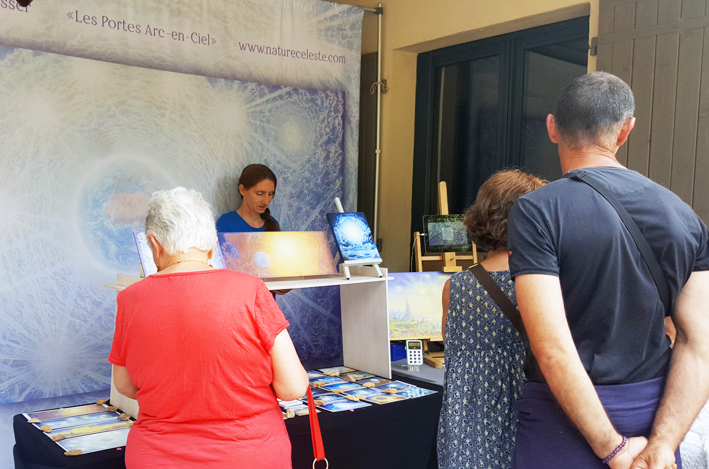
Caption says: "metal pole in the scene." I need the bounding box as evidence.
[333,2,382,239]
[372,2,382,243]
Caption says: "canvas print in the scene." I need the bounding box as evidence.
[388,272,453,340]
[422,214,471,253]
[310,377,346,388]
[317,400,371,412]
[312,394,348,405]
[318,366,357,375]
[25,404,108,422]
[134,232,158,276]
[364,394,407,405]
[355,377,391,387]
[373,381,414,393]
[283,403,312,417]
[343,388,385,399]
[307,371,326,380]
[278,399,305,409]
[218,232,336,278]
[309,387,333,398]
[32,411,122,432]
[340,371,374,381]
[56,427,130,454]
[322,382,363,393]
[398,388,437,399]
[326,212,381,263]
[46,420,133,440]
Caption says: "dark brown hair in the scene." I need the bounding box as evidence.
[465,169,547,252]
[238,164,280,232]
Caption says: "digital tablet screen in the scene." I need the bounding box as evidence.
[422,214,470,253]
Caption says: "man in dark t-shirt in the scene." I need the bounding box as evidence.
[507,72,709,469]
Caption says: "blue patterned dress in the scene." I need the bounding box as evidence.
[437,269,526,469]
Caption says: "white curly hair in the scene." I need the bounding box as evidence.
[145,187,216,255]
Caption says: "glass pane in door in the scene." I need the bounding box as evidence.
[432,55,501,215]
[519,39,588,181]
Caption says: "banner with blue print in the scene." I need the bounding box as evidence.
[0,0,363,405]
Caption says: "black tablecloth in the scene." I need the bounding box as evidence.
[289,374,440,468]
[14,376,441,469]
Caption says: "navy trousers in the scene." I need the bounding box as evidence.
[513,377,682,468]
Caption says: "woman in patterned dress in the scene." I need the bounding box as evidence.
[437,169,546,469]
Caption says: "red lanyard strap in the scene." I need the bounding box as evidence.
[306,387,328,468]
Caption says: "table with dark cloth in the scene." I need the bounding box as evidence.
[14,375,442,469]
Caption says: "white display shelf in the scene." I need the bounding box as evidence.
[105,265,391,418]
[264,271,387,290]
[105,269,388,292]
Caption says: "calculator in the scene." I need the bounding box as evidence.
[406,340,423,366]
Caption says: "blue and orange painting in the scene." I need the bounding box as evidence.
[218,231,336,278]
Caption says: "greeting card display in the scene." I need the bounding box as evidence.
[296,367,437,414]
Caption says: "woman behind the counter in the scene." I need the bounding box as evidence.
[217,164,281,232]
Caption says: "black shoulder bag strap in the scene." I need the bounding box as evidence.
[469,263,526,335]
[566,170,671,314]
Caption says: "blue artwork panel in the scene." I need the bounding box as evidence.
[326,212,380,262]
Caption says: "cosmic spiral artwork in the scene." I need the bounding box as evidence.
[326,212,381,263]
[0,44,345,407]
[0,1,363,464]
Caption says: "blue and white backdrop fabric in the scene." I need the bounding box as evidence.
[0,3,362,458]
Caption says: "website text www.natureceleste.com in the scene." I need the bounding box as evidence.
[238,42,346,63]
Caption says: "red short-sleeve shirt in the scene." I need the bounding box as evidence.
[109,269,291,468]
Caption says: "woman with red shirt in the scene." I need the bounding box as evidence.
[109,187,308,468]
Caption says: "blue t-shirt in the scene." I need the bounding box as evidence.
[508,167,709,385]
[216,211,280,233]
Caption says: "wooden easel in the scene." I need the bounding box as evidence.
[413,181,478,273]
[422,340,445,369]
[411,181,478,369]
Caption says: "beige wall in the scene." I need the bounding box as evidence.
[341,0,598,272]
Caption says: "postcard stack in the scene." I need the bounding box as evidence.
[278,366,436,416]
[23,402,132,456]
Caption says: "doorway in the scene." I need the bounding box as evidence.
[411,17,590,234]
